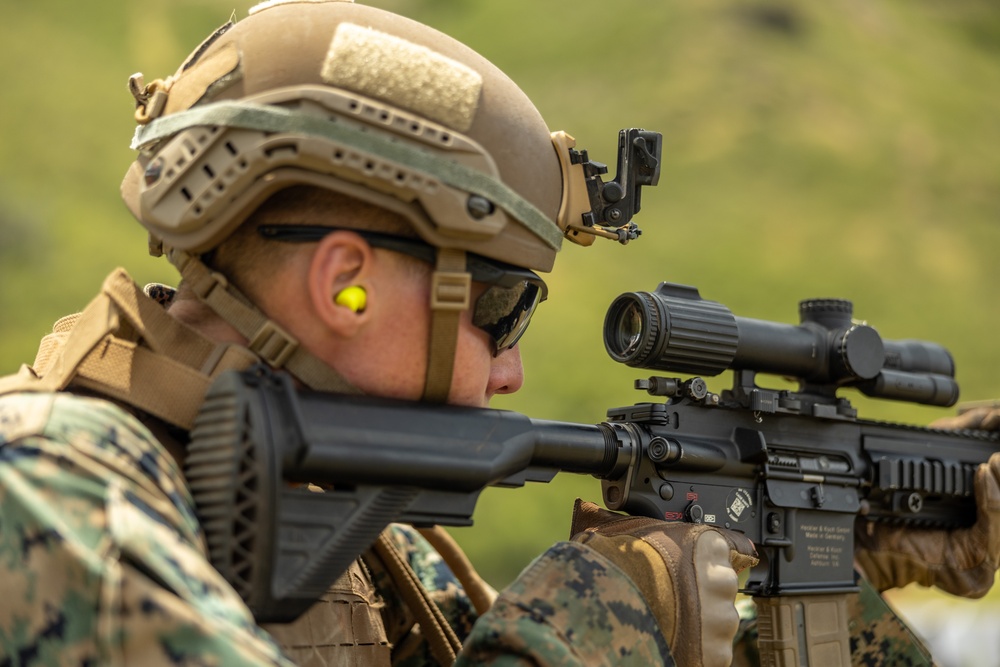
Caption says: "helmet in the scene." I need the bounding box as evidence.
[123,0,572,272]
[120,0,634,401]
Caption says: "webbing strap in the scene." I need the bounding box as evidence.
[174,251,361,394]
[102,269,219,369]
[372,532,463,666]
[71,337,213,430]
[131,100,562,251]
[0,283,121,397]
[422,249,468,404]
[0,269,261,430]
[417,526,496,617]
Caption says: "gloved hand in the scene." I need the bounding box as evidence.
[570,499,758,667]
[855,403,1000,597]
[930,403,1000,432]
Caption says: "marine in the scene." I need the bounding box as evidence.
[1,1,998,665]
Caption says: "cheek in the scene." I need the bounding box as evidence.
[447,315,494,405]
[353,281,432,401]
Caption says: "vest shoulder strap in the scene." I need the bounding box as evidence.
[0,269,258,430]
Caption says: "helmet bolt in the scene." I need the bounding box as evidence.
[608,208,623,222]
[467,195,495,220]
[144,158,164,186]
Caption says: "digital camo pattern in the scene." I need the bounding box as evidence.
[731,577,936,666]
[456,541,675,666]
[0,391,294,666]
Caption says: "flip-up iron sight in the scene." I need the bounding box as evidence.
[604,282,959,412]
[572,128,662,243]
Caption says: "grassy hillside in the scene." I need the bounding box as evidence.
[2,1,999,662]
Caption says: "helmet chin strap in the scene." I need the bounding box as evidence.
[422,248,470,403]
[169,249,363,395]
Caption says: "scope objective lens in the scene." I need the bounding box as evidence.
[617,302,644,356]
[604,294,655,364]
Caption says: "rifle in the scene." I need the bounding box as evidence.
[185,282,999,667]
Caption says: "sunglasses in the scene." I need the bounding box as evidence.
[257,225,547,354]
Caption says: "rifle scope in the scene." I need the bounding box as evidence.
[603,282,958,406]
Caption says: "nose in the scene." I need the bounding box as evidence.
[487,344,524,399]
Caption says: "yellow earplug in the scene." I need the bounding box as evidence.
[334,286,367,313]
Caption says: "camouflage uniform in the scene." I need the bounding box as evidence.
[456,542,672,665]
[0,390,293,665]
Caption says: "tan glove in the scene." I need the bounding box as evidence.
[855,404,1000,597]
[570,499,758,667]
[930,402,1000,431]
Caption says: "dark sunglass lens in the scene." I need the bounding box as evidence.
[473,282,541,351]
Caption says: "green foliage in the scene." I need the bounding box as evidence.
[2,0,998,600]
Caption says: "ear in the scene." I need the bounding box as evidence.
[307,231,374,337]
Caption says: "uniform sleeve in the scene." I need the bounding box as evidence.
[0,392,295,666]
[456,541,675,666]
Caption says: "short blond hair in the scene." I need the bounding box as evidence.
[207,185,417,303]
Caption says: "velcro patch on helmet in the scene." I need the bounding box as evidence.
[321,23,482,133]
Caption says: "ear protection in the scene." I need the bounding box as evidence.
[334,286,367,313]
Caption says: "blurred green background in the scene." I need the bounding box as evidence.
[2,0,999,663]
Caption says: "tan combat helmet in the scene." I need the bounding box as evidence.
[122,0,659,401]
